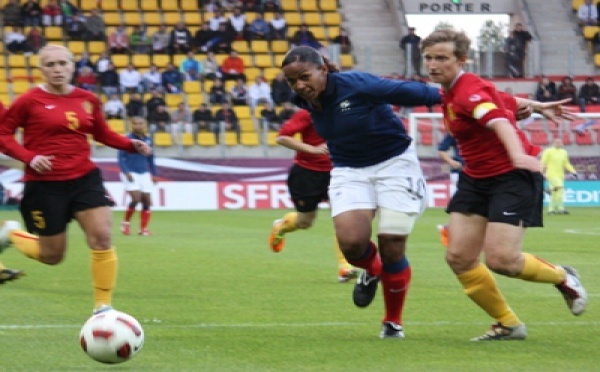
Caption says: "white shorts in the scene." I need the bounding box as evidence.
[120,172,154,193]
[328,148,427,217]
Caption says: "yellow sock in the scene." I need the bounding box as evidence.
[551,190,561,211]
[10,230,40,260]
[333,237,350,269]
[91,248,118,309]
[457,263,522,327]
[0,261,5,271]
[279,212,298,234]
[555,188,564,210]
[515,253,565,284]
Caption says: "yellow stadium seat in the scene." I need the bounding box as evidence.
[311,26,327,40]
[234,106,251,120]
[181,1,199,11]
[254,55,273,68]
[121,1,139,11]
[154,132,173,146]
[274,54,285,67]
[181,132,195,146]
[239,119,255,132]
[224,132,238,145]
[340,54,354,69]
[187,94,205,106]
[132,54,151,68]
[271,40,290,54]
[123,12,143,26]
[88,41,107,54]
[165,94,183,107]
[163,12,181,25]
[267,131,279,145]
[69,41,86,54]
[29,69,43,82]
[103,12,122,26]
[80,0,97,11]
[245,67,262,82]
[300,0,319,11]
[172,54,186,67]
[144,12,162,25]
[108,119,126,134]
[0,83,8,93]
[141,0,159,11]
[251,40,269,54]
[239,54,253,67]
[183,81,201,94]
[8,55,26,68]
[320,0,338,11]
[213,53,227,65]
[280,0,299,11]
[183,12,202,25]
[240,132,259,146]
[197,132,217,146]
[152,54,171,68]
[112,54,130,68]
[263,67,280,81]
[101,0,119,11]
[327,26,341,39]
[161,0,179,11]
[202,80,214,93]
[584,26,600,39]
[595,53,600,67]
[323,12,341,26]
[44,26,63,40]
[0,94,11,106]
[11,81,31,94]
[303,12,321,26]
[284,13,303,26]
[232,40,250,54]
[27,54,39,68]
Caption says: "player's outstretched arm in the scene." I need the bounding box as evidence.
[515,97,577,124]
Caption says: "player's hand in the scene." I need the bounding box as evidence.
[29,155,54,173]
[132,139,152,156]
[512,154,542,173]
[309,142,329,155]
[515,105,533,121]
[533,98,578,125]
[449,159,462,170]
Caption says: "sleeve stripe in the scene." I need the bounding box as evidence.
[472,102,498,120]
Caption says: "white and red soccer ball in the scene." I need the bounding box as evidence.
[79,309,144,364]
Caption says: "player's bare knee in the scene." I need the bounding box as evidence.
[40,252,65,265]
[445,251,474,273]
[485,254,520,276]
[87,231,112,250]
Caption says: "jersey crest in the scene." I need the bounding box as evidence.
[82,101,93,114]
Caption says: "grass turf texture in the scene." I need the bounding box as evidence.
[0,208,598,371]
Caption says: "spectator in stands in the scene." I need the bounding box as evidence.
[143,64,163,92]
[332,27,352,54]
[65,10,87,41]
[577,0,598,26]
[21,0,41,27]
[290,24,323,51]
[99,62,120,96]
[169,22,193,55]
[220,50,246,81]
[598,2,600,25]
[215,102,240,142]
[130,25,152,54]
[239,0,260,12]
[504,31,522,78]
[170,102,194,140]
[592,29,600,53]
[58,0,77,25]
[162,63,184,93]
[85,8,105,41]
[206,22,233,54]
[148,105,171,133]
[152,25,170,54]
[248,12,270,41]
[271,71,293,106]
[42,0,61,26]
[210,78,228,104]
[228,6,247,41]
[512,23,532,77]
[76,66,97,92]
[193,102,217,136]
[95,52,111,73]
[248,75,273,111]
[202,0,223,12]
[230,78,249,106]
[209,9,227,31]
[262,0,280,13]
[5,26,29,54]
[557,76,577,103]
[25,26,46,53]
[126,93,145,118]
[202,51,221,80]
[120,64,143,93]
[179,51,204,81]
[278,101,295,123]
[109,25,130,54]
[400,27,422,76]
[269,11,287,40]
[75,51,94,74]
[104,94,126,119]
[535,75,557,102]
[578,77,600,112]
[260,102,281,131]
[146,90,166,119]
[194,22,214,52]
[3,0,23,27]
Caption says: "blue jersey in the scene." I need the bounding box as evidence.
[437,133,464,174]
[293,72,441,167]
[118,133,157,175]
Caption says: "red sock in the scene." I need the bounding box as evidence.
[381,264,411,325]
[124,208,135,222]
[346,241,382,277]
[140,210,151,230]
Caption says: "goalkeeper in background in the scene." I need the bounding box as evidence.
[541,138,577,215]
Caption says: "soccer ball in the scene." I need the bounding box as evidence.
[79,309,144,364]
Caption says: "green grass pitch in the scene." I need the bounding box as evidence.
[0,208,598,371]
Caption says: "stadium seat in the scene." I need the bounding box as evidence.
[284,13,303,26]
[11,81,31,94]
[583,26,600,39]
[108,119,126,134]
[69,41,86,55]
[163,12,181,25]
[187,94,205,107]
[595,53,600,67]
[141,0,159,11]
[418,131,433,146]
[303,13,322,27]
[274,54,285,68]
[183,12,202,25]
[251,40,269,54]
[320,0,338,11]
[100,0,119,11]
[254,55,273,68]
[153,54,171,68]
[240,54,253,66]
[103,12,122,26]
[79,0,97,11]
[27,54,39,69]
[530,130,549,145]
[165,94,183,108]
[112,55,130,68]
[202,80,214,93]
[245,67,262,82]
[183,81,201,94]
[44,26,62,40]
[263,67,280,81]
[340,54,354,69]
[240,132,260,146]
[0,94,11,105]
[197,132,217,146]
[575,130,594,145]
[267,131,279,145]
[121,1,140,11]
[300,0,319,11]
[161,0,180,11]
[224,132,239,146]
[154,132,173,146]
[311,26,327,41]
[8,55,26,68]
[132,54,151,68]
[231,40,250,54]
[280,0,299,11]
[234,106,251,120]
[88,41,107,54]
[144,12,162,25]
[271,40,289,54]
[181,132,195,146]
[323,12,342,26]
[181,1,199,11]
[123,12,143,26]
[239,119,255,132]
